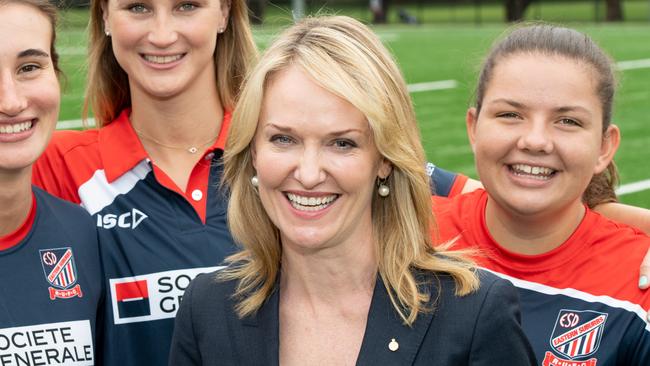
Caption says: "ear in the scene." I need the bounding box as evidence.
[465,107,479,154]
[594,124,620,174]
[250,144,257,170]
[220,0,231,31]
[101,1,110,33]
[377,158,392,180]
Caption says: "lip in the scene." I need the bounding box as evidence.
[139,53,186,70]
[0,118,37,143]
[283,190,339,220]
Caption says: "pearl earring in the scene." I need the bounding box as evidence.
[105,30,111,37]
[218,27,225,33]
[251,175,259,187]
[377,178,390,197]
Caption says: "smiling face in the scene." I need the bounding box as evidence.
[0,2,59,173]
[467,52,618,219]
[252,66,391,254]
[103,0,228,100]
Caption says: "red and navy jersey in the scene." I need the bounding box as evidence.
[0,187,102,365]
[34,110,236,366]
[33,109,464,365]
[433,190,650,365]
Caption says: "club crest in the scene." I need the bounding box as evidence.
[39,247,83,300]
[543,309,607,365]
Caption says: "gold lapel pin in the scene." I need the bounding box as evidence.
[388,338,399,352]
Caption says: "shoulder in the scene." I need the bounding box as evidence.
[33,186,92,223]
[37,129,101,169]
[588,208,650,241]
[415,270,536,364]
[43,129,101,159]
[583,209,650,273]
[180,271,238,321]
[32,186,97,238]
[33,129,103,201]
[430,269,516,307]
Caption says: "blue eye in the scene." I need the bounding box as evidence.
[271,135,294,145]
[128,3,149,13]
[178,3,197,11]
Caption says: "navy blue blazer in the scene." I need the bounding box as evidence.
[169,270,536,365]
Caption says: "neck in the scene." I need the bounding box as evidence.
[129,68,224,156]
[0,170,33,237]
[485,198,586,255]
[280,237,378,306]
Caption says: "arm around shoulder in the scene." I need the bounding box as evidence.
[593,202,650,235]
[468,275,537,365]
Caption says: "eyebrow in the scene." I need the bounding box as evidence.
[18,49,50,59]
[488,98,526,109]
[555,106,591,115]
[264,123,365,136]
[489,98,591,115]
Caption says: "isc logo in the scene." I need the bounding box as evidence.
[96,208,148,229]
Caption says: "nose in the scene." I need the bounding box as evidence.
[516,120,554,154]
[147,13,178,47]
[293,146,326,188]
[0,72,27,117]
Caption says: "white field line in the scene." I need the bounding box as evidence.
[57,119,95,130]
[616,179,650,196]
[616,58,650,71]
[407,80,458,93]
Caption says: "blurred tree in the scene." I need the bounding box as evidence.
[605,0,624,21]
[504,0,532,21]
[505,0,623,22]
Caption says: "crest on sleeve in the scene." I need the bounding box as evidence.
[542,309,607,366]
[39,247,84,300]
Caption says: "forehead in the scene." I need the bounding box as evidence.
[0,3,52,55]
[484,53,601,109]
[259,65,369,133]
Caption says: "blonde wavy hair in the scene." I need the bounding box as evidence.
[84,0,257,127]
[222,15,478,326]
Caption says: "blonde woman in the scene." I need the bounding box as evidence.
[170,16,536,365]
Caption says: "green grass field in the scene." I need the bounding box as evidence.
[56,10,650,208]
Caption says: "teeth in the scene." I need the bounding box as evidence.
[0,121,32,134]
[286,193,337,211]
[144,54,183,64]
[511,164,554,180]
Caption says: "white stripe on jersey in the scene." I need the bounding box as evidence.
[78,160,152,215]
[482,267,650,332]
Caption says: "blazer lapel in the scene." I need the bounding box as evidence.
[238,287,280,366]
[356,275,437,366]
